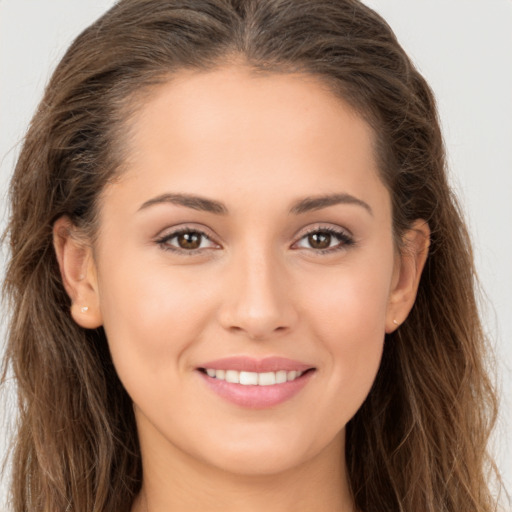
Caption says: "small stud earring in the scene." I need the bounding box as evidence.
[393,319,399,326]
[80,306,89,313]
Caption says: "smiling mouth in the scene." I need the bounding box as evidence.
[197,358,316,408]
[198,368,315,386]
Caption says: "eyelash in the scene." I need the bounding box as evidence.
[155,227,219,255]
[293,226,355,254]
[155,226,354,255]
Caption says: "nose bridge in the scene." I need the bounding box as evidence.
[220,241,297,339]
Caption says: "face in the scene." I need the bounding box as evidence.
[57,67,427,479]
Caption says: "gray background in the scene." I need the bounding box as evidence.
[1,0,511,505]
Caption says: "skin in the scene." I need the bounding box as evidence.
[54,67,429,512]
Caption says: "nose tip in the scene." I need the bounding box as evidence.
[226,316,291,341]
[218,256,298,341]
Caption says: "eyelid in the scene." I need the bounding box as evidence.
[154,224,222,253]
[153,222,354,255]
[291,224,355,253]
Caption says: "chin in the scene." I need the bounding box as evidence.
[192,425,345,477]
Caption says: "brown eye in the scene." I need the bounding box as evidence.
[157,229,218,252]
[177,231,203,250]
[307,232,332,249]
[294,227,354,253]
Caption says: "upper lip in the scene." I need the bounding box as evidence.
[198,356,314,373]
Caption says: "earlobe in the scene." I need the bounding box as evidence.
[385,220,430,333]
[53,217,103,329]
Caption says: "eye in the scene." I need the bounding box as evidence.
[293,227,354,253]
[156,228,219,253]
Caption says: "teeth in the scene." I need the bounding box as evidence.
[225,370,239,384]
[204,369,305,385]
[239,371,258,385]
[259,372,276,386]
[276,370,287,384]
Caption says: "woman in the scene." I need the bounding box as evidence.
[1,0,503,511]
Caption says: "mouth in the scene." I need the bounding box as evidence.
[198,367,313,386]
[196,356,316,409]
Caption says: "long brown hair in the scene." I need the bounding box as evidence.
[2,0,501,510]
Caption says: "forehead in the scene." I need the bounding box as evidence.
[127,66,375,156]
[105,66,388,218]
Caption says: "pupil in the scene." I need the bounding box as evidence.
[309,232,331,249]
[178,232,201,249]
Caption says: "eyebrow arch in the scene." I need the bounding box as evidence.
[138,192,372,216]
[289,193,373,216]
[138,193,228,215]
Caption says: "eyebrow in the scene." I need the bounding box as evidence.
[138,193,228,214]
[138,191,372,216]
[289,193,373,216]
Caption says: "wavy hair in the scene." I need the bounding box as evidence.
[2,0,501,510]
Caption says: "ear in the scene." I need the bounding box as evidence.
[53,216,103,329]
[385,219,430,333]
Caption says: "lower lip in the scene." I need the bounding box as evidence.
[198,370,314,409]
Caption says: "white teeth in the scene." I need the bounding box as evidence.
[225,370,239,384]
[239,371,258,385]
[259,372,276,386]
[276,370,287,384]
[204,368,306,385]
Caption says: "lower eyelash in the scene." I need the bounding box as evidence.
[154,227,354,255]
[301,227,355,254]
[155,229,211,254]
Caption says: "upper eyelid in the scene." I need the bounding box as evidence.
[155,224,218,241]
[154,226,221,253]
[291,225,355,253]
[154,223,353,249]
[294,224,353,239]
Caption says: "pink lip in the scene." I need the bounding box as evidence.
[198,356,313,373]
[196,356,316,409]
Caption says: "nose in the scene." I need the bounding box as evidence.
[218,248,298,341]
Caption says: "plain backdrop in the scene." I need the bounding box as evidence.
[1,0,511,505]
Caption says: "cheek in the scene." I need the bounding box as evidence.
[96,252,214,382]
[302,247,393,338]
[299,253,393,422]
